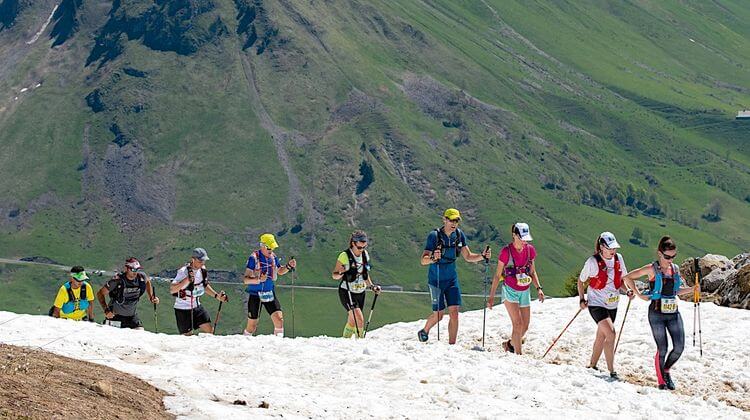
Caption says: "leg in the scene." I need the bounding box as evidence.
[423,310,445,333]
[423,284,445,334]
[504,300,523,354]
[663,313,685,371]
[270,310,284,336]
[245,318,259,335]
[590,328,605,368]
[447,305,460,344]
[599,318,617,373]
[245,294,261,335]
[197,322,214,334]
[648,310,669,385]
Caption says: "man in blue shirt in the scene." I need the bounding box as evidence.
[242,233,297,336]
[418,208,490,344]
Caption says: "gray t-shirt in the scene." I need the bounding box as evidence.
[579,254,628,309]
[106,275,145,317]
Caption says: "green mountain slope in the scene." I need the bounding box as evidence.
[1,0,748,296]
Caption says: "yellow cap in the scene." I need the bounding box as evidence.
[259,233,279,250]
[443,208,461,220]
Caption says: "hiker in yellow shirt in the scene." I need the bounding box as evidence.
[50,266,95,321]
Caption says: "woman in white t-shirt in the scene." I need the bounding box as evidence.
[331,230,381,338]
[577,232,634,379]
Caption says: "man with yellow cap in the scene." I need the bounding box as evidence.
[242,233,297,336]
[418,209,491,344]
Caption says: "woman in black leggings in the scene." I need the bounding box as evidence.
[623,236,698,390]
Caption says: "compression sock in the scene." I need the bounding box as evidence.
[343,323,356,338]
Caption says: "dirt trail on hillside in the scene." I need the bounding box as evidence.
[0,344,173,419]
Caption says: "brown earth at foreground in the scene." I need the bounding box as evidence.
[0,344,173,419]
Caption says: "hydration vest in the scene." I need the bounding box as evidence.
[503,244,532,278]
[342,248,370,283]
[433,227,464,264]
[648,261,682,311]
[172,264,208,298]
[588,253,623,290]
[60,282,90,314]
[245,250,277,293]
[109,272,147,304]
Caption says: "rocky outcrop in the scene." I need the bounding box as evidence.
[684,253,750,309]
[87,0,228,67]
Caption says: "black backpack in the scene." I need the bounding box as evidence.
[109,272,147,304]
[342,249,370,283]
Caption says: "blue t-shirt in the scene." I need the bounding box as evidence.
[424,228,466,286]
[245,251,281,295]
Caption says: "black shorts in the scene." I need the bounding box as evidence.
[247,294,282,320]
[175,306,212,334]
[589,306,617,324]
[105,314,143,329]
[338,287,366,311]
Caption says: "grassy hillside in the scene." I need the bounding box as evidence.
[0,0,748,303]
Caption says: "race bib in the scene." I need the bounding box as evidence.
[351,281,367,293]
[258,290,275,303]
[105,320,122,328]
[660,298,678,314]
[516,274,532,287]
[606,293,619,305]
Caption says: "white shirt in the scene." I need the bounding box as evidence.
[172,265,207,310]
[579,254,628,309]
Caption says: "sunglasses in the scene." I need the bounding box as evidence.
[661,252,677,260]
[355,245,367,250]
[448,219,460,223]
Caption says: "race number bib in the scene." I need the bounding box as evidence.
[351,281,367,293]
[105,320,122,328]
[258,290,275,303]
[660,298,678,314]
[516,274,532,287]
[606,293,619,305]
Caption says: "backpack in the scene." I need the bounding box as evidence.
[433,227,464,264]
[342,249,370,283]
[172,264,209,297]
[109,272,147,303]
[48,282,89,316]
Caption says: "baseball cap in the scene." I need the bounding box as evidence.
[125,257,141,270]
[514,223,533,241]
[70,266,89,281]
[192,248,210,261]
[599,232,621,249]
[259,233,279,250]
[443,208,461,221]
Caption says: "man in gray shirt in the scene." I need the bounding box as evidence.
[96,257,159,329]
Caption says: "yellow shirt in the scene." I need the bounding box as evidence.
[53,282,94,321]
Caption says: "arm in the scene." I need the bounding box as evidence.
[169,276,191,295]
[420,250,437,265]
[332,259,346,280]
[146,279,159,304]
[205,284,229,302]
[622,264,654,301]
[488,260,506,309]
[52,307,61,318]
[577,277,587,308]
[87,299,95,321]
[96,285,110,312]
[530,261,545,302]
[278,258,296,276]
[242,267,264,285]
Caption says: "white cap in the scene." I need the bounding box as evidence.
[514,223,533,241]
[599,232,621,249]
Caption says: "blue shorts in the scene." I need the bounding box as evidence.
[502,283,530,308]
[429,279,462,311]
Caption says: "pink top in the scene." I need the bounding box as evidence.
[499,243,537,291]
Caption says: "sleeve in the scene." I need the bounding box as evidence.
[53,286,67,308]
[529,245,537,261]
[459,230,467,249]
[424,231,437,252]
[337,252,349,269]
[274,256,282,268]
[172,267,187,284]
[85,282,95,301]
[246,255,257,270]
[578,257,597,282]
[104,278,117,291]
[498,246,509,265]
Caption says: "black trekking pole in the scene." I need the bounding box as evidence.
[363,293,379,338]
[434,242,443,342]
[289,256,296,338]
[693,258,703,357]
[344,279,361,338]
[472,245,491,352]
[213,295,225,334]
[152,282,159,333]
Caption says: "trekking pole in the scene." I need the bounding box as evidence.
[542,308,583,359]
[614,297,631,354]
[693,258,703,357]
[213,299,224,334]
[363,293,379,338]
[434,242,443,341]
[473,246,491,351]
[289,256,296,338]
[152,283,159,333]
[344,279,361,338]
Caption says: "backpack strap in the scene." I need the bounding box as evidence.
[65,282,76,303]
